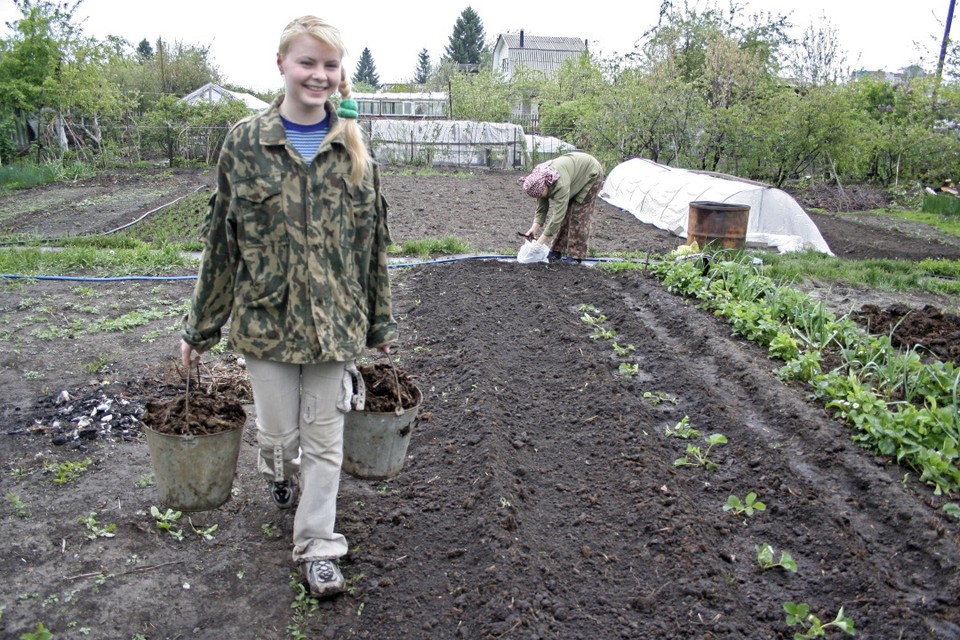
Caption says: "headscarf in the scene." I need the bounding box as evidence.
[518,163,560,198]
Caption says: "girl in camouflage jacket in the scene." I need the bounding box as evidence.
[180,15,397,598]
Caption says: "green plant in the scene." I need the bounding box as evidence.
[262,523,277,538]
[944,503,960,520]
[6,492,30,517]
[590,326,616,341]
[756,544,797,572]
[783,601,855,638]
[663,415,700,439]
[137,473,155,488]
[643,390,679,406]
[580,311,607,326]
[19,622,53,640]
[78,512,117,539]
[724,492,767,517]
[619,362,639,377]
[287,572,320,640]
[674,433,728,471]
[151,506,184,541]
[612,341,636,356]
[188,517,219,541]
[44,458,92,484]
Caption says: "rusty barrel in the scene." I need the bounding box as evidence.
[687,201,750,250]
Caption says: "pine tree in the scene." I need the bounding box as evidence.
[352,48,380,89]
[136,39,154,62]
[444,6,485,67]
[414,49,431,84]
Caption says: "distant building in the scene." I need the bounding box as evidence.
[352,92,448,119]
[181,82,270,112]
[492,30,588,81]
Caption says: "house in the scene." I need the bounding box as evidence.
[352,92,448,119]
[181,82,270,112]
[492,30,588,81]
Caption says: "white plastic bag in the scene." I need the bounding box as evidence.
[517,240,549,264]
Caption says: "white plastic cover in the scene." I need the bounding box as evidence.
[599,158,832,254]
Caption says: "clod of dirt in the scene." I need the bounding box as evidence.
[356,363,420,413]
[850,303,960,365]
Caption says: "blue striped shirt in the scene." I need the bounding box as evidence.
[281,114,329,165]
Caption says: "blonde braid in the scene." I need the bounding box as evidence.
[330,73,372,185]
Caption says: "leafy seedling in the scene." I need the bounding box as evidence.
[188,517,219,541]
[580,312,607,326]
[619,362,639,377]
[756,544,797,573]
[664,415,699,438]
[151,506,184,541]
[590,326,616,341]
[19,622,53,640]
[612,341,636,356]
[78,512,116,539]
[674,433,728,471]
[6,492,30,518]
[724,492,766,517]
[783,601,855,638]
[643,390,679,406]
[43,458,92,484]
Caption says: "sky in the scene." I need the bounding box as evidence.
[0,0,955,92]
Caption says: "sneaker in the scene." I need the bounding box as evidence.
[271,475,298,509]
[302,559,345,598]
[546,250,561,261]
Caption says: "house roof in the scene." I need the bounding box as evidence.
[181,82,270,111]
[494,33,588,78]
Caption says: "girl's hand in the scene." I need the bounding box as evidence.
[180,339,201,370]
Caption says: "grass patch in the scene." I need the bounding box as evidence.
[0,160,96,191]
[0,245,195,277]
[390,236,471,259]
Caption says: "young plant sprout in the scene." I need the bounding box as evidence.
[756,544,797,572]
[724,492,766,517]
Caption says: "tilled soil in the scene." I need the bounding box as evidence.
[0,167,958,639]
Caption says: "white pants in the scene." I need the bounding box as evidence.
[246,357,348,562]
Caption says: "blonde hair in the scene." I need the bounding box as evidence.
[279,16,372,184]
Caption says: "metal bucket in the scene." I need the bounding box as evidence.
[342,385,422,480]
[687,201,750,250]
[144,425,244,512]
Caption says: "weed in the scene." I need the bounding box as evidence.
[151,506,184,541]
[664,415,699,439]
[6,492,30,517]
[756,544,797,572]
[262,523,277,538]
[287,572,319,640]
[19,622,53,640]
[674,433,728,471]
[78,512,117,539]
[44,458,92,484]
[137,473,154,488]
[724,492,766,517]
[783,601,855,638]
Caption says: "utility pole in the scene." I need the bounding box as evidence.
[934,0,956,103]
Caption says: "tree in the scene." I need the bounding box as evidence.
[414,48,431,84]
[445,6,485,68]
[784,14,850,87]
[136,38,154,61]
[352,48,380,89]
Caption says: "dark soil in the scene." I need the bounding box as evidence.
[0,167,958,640]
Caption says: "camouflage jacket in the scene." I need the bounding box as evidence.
[534,152,603,237]
[182,97,397,363]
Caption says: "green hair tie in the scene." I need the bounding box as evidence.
[337,98,359,119]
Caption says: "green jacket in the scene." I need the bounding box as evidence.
[182,97,397,363]
[534,152,603,237]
